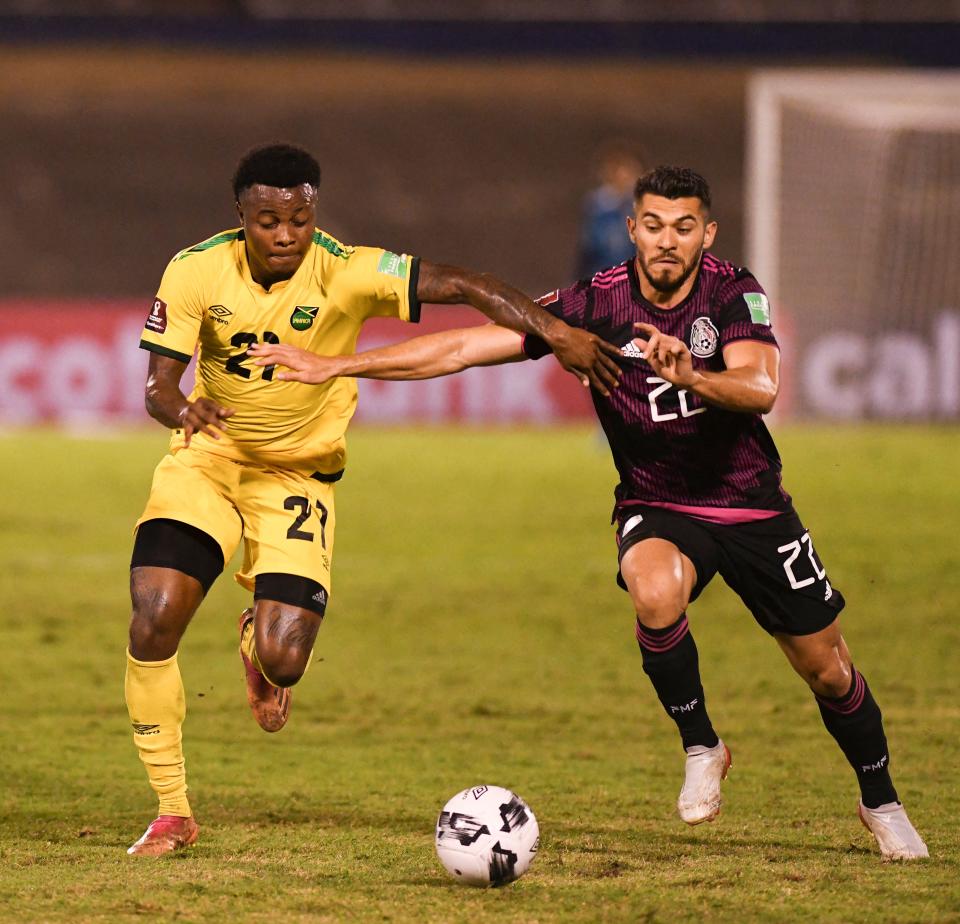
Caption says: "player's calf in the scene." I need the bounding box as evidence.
[635,614,719,752]
[239,609,292,732]
[248,601,324,688]
[251,623,316,688]
[238,588,324,731]
[815,669,899,809]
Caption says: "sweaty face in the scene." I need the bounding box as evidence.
[237,183,318,287]
[628,194,716,295]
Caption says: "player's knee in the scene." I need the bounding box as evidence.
[128,588,185,659]
[251,589,324,687]
[257,641,310,688]
[128,567,201,659]
[632,576,686,627]
[803,659,852,699]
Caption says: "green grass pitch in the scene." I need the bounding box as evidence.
[1,425,958,922]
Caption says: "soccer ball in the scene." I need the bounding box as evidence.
[435,785,539,888]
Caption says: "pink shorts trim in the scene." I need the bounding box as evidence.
[633,500,783,525]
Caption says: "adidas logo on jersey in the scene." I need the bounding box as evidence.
[621,340,644,359]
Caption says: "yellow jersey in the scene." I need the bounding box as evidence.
[139,228,419,476]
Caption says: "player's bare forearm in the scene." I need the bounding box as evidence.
[144,353,234,443]
[417,261,622,393]
[635,322,779,414]
[686,366,779,414]
[144,354,192,428]
[249,326,526,383]
[418,262,562,340]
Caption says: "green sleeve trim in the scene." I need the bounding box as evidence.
[313,230,353,259]
[139,340,193,364]
[174,230,241,261]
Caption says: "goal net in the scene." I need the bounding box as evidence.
[747,70,960,420]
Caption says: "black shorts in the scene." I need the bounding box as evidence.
[615,504,845,636]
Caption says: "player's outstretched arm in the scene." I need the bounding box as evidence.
[634,322,779,414]
[144,353,235,445]
[417,261,621,393]
[249,325,527,385]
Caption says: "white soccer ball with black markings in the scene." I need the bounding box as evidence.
[435,785,539,888]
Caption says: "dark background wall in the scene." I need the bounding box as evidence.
[0,48,747,299]
[3,5,958,301]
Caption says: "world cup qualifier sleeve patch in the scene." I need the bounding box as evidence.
[743,292,771,326]
[376,251,409,278]
[146,297,168,334]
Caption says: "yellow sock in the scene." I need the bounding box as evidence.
[125,649,191,817]
[239,615,272,679]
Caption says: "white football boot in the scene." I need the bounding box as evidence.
[858,801,929,861]
[677,739,732,825]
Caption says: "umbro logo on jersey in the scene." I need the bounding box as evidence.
[207,304,233,326]
[132,723,160,736]
[621,340,644,359]
[291,306,319,331]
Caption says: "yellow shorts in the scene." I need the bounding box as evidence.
[136,445,336,593]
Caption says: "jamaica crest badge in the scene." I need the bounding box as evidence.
[689,317,719,358]
[290,305,319,331]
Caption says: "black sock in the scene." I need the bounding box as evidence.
[636,614,719,751]
[816,669,898,808]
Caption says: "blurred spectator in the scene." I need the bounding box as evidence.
[576,141,645,278]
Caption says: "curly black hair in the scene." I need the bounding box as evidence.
[232,143,321,198]
[633,166,711,211]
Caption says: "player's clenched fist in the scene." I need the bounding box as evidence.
[248,342,345,384]
[178,397,235,446]
[633,321,699,388]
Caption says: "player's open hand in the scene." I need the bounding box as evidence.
[633,322,698,387]
[247,342,344,385]
[546,326,623,396]
[179,397,235,447]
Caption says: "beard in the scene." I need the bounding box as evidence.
[637,249,702,294]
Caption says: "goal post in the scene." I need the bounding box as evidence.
[746,69,960,420]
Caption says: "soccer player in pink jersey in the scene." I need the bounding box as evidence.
[250,166,927,861]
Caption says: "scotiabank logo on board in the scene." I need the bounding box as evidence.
[3,301,958,425]
[0,301,593,425]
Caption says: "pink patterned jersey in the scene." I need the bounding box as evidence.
[523,255,791,524]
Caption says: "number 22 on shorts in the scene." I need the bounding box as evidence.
[777,531,826,590]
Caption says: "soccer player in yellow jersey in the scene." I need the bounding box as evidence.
[124,143,622,856]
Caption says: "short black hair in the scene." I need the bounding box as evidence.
[634,165,711,211]
[232,143,321,199]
